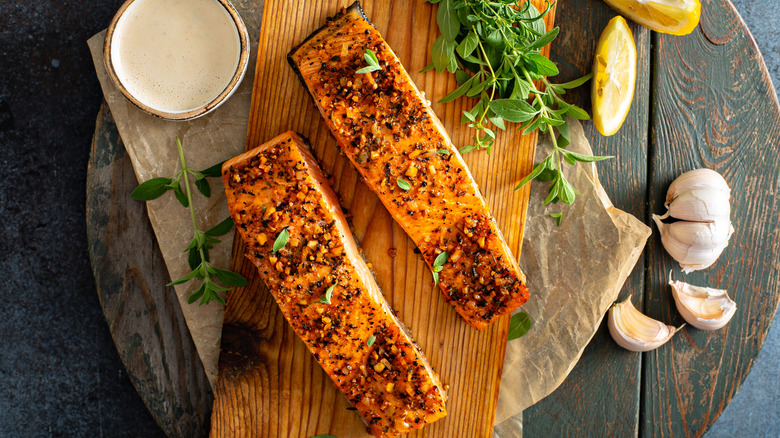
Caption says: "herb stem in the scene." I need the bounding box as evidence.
[176,137,209,271]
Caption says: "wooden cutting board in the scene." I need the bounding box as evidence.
[210,1,554,436]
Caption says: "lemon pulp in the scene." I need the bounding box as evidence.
[592,16,637,137]
[603,0,701,35]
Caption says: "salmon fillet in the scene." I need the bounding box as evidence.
[288,2,529,330]
[222,131,446,437]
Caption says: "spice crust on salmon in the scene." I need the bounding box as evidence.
[288,2,529,329]
[222,131,446,437]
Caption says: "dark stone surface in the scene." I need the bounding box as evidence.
[0,0,775,437]
[0,2,164,437]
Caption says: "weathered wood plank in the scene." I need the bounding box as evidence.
[211,0,553,436]
[643,0,780,436]
[523,0,651,435]
[86,102,213,438]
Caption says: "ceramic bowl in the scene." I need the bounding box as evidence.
[103,0,250,121]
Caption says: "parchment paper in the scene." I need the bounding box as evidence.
[494,119,651,432]
[88,0,650,425]
[88,0,263,386]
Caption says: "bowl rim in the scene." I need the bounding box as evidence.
[103,0,250,121]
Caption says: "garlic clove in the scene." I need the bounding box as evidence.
[653,216,734,273]
[668,271,736,330]
[666,168,730,207]
[608,295,681,352]
[665,187,731,222]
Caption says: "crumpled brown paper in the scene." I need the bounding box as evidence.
[88,0,650,426]
[87,0,263,386]
[494,119,651,433]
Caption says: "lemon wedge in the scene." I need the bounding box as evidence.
[592,16,637,137]
[604,0,701,35]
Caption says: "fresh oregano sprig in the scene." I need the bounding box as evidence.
[424,0,612,210]
[431,251,449,286]
[356,48,382,74]
[131,137,248,305]
[318,284,335,304]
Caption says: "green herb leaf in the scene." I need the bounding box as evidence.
[436,149,451,155]
[529,27,560,49]
[456,31,479,58]
[131,177,173,201]
[431,35,456,73]
[173,181,189,207]
[200,160,226,178]
[420,62,435,73]
[558,73,593,90]
[489,99,537,123]
[168,269,199,286]
[188,247,202,271]
[439,76,475,103]
[188,284,206,304]
[396,177,412,191]
[565,151,614,163]
[514,156,551,191]
[364,48,379,66]
[432,271,439,286]
[273,228,289,253]
[433,251,449,267]
[507,312,532,341]
[356,48,381,74]
[195,178,211,198]
[356,65,381,74]
[566,105,590,120]
[319,284,335,304]
[550,212,563,226]
[366,335,376,347]
[214,268,249,287]
[437,0,460,41]
[524,53,559,76]
[459,144,476,154]
[206,216,235,237]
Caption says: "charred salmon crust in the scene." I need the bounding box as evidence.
[287,3,529,330]
[222,131,446,437]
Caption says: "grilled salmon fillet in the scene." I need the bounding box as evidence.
[288,2,529,330]
[222,131,446,437]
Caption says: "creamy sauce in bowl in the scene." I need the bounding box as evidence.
[107,0,244,116]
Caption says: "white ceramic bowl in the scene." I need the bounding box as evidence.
[104,0,250,121]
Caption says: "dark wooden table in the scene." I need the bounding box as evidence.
[86,0,780,436]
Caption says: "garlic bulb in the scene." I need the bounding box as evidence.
[608,296,681,352]
[653,168,734,273]
[652,217,734,272]
[669,272,736,330]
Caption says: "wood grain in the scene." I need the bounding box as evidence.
[87,0,780,436]
[642,0,780,436]
[524,0,652,435]
[211,1,553,437]
[86,102,213,438]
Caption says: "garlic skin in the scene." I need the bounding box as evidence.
[608,296,681,352]
[652,216,735,273]
[666,168,730,206]
[654,168,734,273]
[669,272,736,330]
[663,187,731,222]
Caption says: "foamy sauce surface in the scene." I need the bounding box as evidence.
[111,0,240,113]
